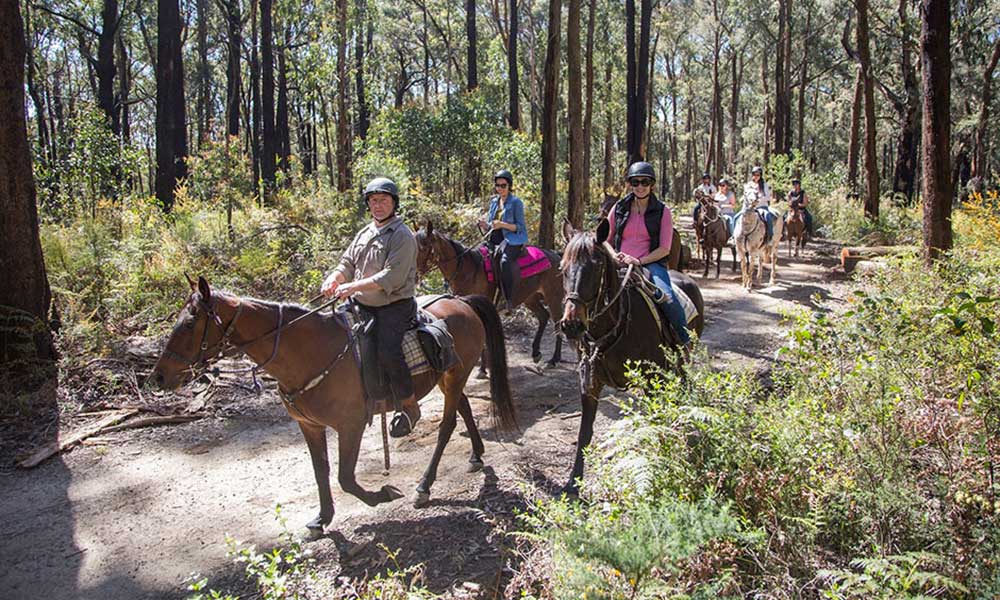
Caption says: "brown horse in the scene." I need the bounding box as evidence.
[415,221,565,369]
[784,206,807,257]
[150,276,517,530]
[557,220,705,495]
[696,196,734,278]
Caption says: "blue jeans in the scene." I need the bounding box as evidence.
[644,263,691,345]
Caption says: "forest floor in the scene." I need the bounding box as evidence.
[0,230,849,600]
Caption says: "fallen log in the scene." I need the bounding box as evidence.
[840,245,918,273]
[98,413,207,434]
[18,409,138,468]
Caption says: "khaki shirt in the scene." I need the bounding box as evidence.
[334,216,417,307]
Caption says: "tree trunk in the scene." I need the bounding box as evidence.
[857,0,879,219]
[355,0,370,140]
[567,0,585,228]
[847,65,862,190]
[224,0,241,138]
[539,0,561,247]
[466,0,478,90]
[508,0,520,128]
[582,0,595,197]
[196,0,211,148]
[773,0,788,156]
[729,50,742,170]
[625,0,652,164]
[24,4,50,164]
[260,0,277,194]
[250,0,262,191]
[972,39,1000,179]
[762,47,771,165]
[1,0,56,380]
[155,0,188,211]
[921,0,951,263]
[276,39,290,177]
[336,0,351,191]
[97,0,120,135]
[602,56,613,194]
[797,9,811,152]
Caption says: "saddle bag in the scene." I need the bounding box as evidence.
[416,318,459,372]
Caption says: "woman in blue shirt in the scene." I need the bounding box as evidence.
[478,169,528,310]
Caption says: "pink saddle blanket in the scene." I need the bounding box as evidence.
[478,245,553,283]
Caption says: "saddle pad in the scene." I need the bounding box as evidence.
[671,283,698,324]
[479,246,552,283]
[338,306,434,377]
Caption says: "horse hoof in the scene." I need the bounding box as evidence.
[558,484,580,500]
[468,458,484,472]
[532,352,542,363]
[413,490,431,508]
[475,370,488,380]
[305,514,330,532]
[381,485,405,502]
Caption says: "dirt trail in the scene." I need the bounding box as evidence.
[0,234,847,600]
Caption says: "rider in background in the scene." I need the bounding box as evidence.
[692,171,717,223]
[786,177,813,237]
[321,177,421,437]
[747,165,776,240]
[478,169,528,312]
[715,178,737,236]
[606,161,691,348]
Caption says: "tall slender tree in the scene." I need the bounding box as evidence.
[260,0,277,194]
[221,0,242,138]
[466,0,478,90]
[856,0,879,218]
[567,0,585,227]
[921,0,952,262]
[336,0,350,191]
[155,0,188,211]
[972,39,1000,180]
[196,0,211,147]
[539,0,561,247]
[625,0,652,164]
[1,0,56,380]
[508,0,520,129]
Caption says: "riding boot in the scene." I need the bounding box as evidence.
[390,394,422,438]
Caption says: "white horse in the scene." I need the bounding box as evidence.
[732,183,783,290]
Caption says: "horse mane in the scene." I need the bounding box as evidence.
[561,232,608,272]
[213,289,313,317]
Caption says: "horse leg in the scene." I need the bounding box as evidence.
[336,422,404,507]
[716,245,722,278]
[562,382,601,496]
[527,295,548,363]
[456,392,485,472]
[731,246,737,272]
[415,386,460,508]
[702,243,710,277]
[476,349,488,380]
[298,422,336,531]
[769,248,777,286]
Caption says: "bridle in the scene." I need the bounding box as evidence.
[564,247,634,341]
[420,229,493,288]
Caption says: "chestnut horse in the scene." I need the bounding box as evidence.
[557,220,705,495]
[696,195,734,278]
[784,206,807,257]
[150,276,517,530]
[415,221,565,369]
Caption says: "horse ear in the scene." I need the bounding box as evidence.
[595,218,611,245]
[185,273,197,291]
[561,218,578,244]
[197,276,212,302]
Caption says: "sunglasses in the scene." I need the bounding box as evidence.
[495,183,509,189]
[629,178,653,187]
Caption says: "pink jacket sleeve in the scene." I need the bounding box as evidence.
[658,207,673,252]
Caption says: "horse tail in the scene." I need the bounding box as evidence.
[460,295,519,432]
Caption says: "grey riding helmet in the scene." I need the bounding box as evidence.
[364,177,400,211]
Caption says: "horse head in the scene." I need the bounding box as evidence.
[150,275,233,390]
[559,219,612,340]
[414,220,450,276]
[741,183,760,211]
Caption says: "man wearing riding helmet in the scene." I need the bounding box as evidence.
[478,169,528,312]
[606,162,691,348]
[692,171,718,223]
[321,177,421,437]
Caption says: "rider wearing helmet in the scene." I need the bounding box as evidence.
[786,177,813,236]
[478,169,528,312]
[692,172,718,223]
[321,177,420,437]
[747,166,776,240]
[606,162,691,347]
[714,178,737,236]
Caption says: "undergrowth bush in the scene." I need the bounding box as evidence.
[513,248,1000,598]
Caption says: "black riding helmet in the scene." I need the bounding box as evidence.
[626,161,656,182]
[364,177,400,211]
[494,169,513,190]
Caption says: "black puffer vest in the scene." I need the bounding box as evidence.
[612,193,667,258]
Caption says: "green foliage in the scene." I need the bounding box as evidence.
[819,553,969,599]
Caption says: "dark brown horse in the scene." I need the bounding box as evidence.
[150,276,517,530]
[557,220,705,495]
[784,206,807,257]
[696,196,735,278]
[415,221,565,369]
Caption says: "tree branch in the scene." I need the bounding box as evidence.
[31,3,100,37]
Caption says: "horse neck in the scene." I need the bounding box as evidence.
[587,251,623,336]
[437,235,485,293]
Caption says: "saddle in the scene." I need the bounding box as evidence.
[626,267,698,339]
[337,295,459,423]
[478,245,553,282]
[735,208,775,244]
